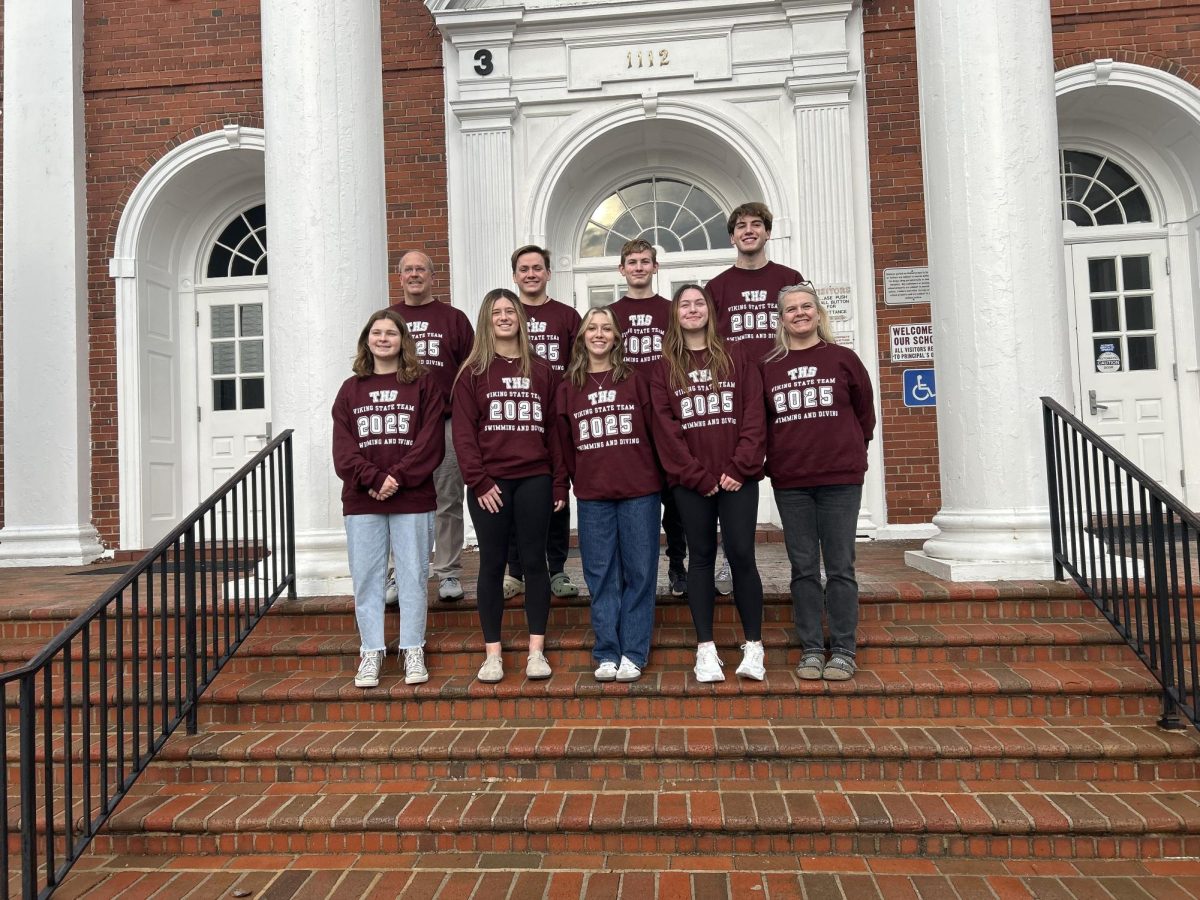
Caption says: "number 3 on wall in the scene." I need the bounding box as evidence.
[473,49,494,77]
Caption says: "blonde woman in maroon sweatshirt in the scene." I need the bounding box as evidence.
[650,284,767,684]
[453,288,567,683]
[760,285,875,682]
[332,309,447,690]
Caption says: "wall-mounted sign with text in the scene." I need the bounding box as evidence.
[890,323,933,362]
[883,267,931,306]
[817,285,852,322]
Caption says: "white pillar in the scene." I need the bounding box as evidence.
[260,0,389,594]
[0,0,103,566]
[905,0,1072,580]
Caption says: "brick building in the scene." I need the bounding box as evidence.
[2,0,1199,591]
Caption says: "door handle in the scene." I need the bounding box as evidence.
[1088,390,1108,415]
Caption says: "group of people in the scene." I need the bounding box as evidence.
[331,203,876,690]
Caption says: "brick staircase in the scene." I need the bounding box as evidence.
[10,542,1200,898]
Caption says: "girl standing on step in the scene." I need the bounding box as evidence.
[761,285,875,682]
[453,288,567,683]
[650,284,767,684]
[333,308,446,690]
[557,306,660,683]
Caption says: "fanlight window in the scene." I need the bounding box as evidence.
[206,204,268,278]
[1060,151,1151,227]
[580,177,728,258]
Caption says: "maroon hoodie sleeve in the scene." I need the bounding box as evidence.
[452,369,496,497]
[728,355,766,482]
[848,352,877,445]
[554,380,577,485]
[388,376,447,488]
[649,364,718,494]
[331,380,386,494]
[547,372,570,506]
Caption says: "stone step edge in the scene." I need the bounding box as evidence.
[98,787,1200,836]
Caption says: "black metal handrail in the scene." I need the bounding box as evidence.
[2,430,296,899]
[1042,398,1199,732]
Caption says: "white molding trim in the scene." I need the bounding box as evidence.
[1056,59,1200,125]
[111,127,266,549]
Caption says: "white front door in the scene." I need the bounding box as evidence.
[573,265,719,309]
[196,286,271,500]
[1068,240,1184,493]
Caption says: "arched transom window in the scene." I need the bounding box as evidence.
[1060,150,1151,227]
[580,177,728,258]
[206,204,268,277]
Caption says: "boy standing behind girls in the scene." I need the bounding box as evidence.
[608,239,688,598]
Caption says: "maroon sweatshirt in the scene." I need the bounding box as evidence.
[388,298,474,408]
[331,371,446,515]
[649,348,766,493]
[555,370,660,501]
[521,297,581,375]
[608,294,671,370]
[707,260,804,362]
[452,355,567,503]
[760,344,876,488]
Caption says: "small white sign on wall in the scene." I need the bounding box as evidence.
[890,323,934,361]
[884,267,931,306]
[818,285,852,322]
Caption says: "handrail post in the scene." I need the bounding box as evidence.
[284,435,297,599]
[1042,401,1064,581]
[1150,497,1182,730]
[184,529,199,735]
[19,675,36,900]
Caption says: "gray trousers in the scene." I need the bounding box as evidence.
[430,419,465,581]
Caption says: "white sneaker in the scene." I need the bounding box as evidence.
[615,656,642,682]
[735,641,765,681]
[694,644,725,683]
[594,661,618,682]
[354,650,382,688]
[714,555,732,596]
[477,654,504,683]
[384,572,398,607]
[403,647,429,685]
[526,651,552,680]
[438,577,464,603]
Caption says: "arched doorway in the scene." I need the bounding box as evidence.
[111,127,267,547]
[1057,63,1200,505]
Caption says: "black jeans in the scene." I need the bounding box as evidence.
[661,487,688,572]
[508,503,570,578]
[775,484,862,658]
[468,475,552,643]
[671,482,763,644]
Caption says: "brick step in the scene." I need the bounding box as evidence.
[130,721,1200,786]
[174,661,1161,727]
[51,853,1200,900]
[214,620,1129,676]
[89,784,1200,860]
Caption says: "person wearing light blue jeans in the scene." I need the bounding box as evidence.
[333,309,447,689]
[556,306,663,681]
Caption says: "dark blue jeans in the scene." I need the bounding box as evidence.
[576,492,660,668]
[775,484,862,659]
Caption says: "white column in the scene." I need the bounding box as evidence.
[260,0,389,594]
[905,0,1072,580]
[0,0,103,566]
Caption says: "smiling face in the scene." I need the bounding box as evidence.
[399,251,432,303]
[781,289,821,346]
[583,311,617,364]
[513,251,550,300]
[368,317,403,365]
[490,296,520,341]
[730,214,769,257]
[676,287,710,333]
[618,249,658,292]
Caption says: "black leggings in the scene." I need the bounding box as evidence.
[508,503,570,578]
[467,475,552,643]
[671,482,763,644]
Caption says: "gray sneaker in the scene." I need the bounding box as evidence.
[438,577,464,603]
[714,555,732,596]
[384,572,398,607]
[354,650,383,688]
[403,647,429,685]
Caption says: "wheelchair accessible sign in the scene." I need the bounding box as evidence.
[902,369,936,408]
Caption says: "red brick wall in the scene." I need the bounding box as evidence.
[862,0,1200,525]
[79,1,446,547]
